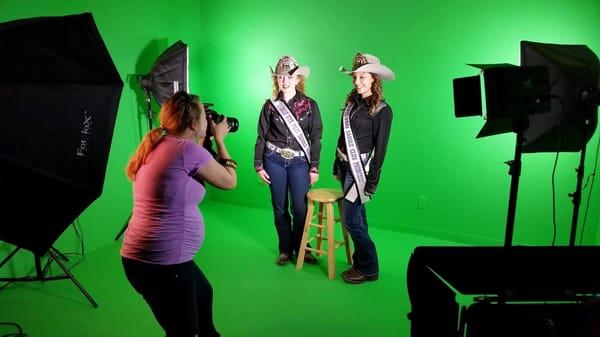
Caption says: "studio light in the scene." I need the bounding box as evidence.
[138,40,189,129]
[452,41,599,247]
[0,12,123,307]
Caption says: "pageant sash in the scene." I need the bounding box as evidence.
[342,103,371,204]
[270,98,311,163]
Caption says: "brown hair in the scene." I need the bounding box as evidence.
[125,91,204,180]
[272,75,306,97]
[345,74,383,114]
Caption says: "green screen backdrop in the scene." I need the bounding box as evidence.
[1,0,599,254]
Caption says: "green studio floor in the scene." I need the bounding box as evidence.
[0,201,454,337]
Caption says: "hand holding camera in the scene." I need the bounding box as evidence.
[204,104,239,136]
[201,103,239,158]
[209,117,230,142]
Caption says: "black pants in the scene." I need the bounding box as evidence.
[122,257,220,337]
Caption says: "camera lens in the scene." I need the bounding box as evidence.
[205,109,238,133]
[227,118,239,133]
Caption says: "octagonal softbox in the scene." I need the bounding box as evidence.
[0,13,123,255]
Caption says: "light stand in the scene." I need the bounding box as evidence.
[142,86,154,130]
[0,247,98,308]
[567,120,588,246]
[569,88,599,245]
[504,118,528,247]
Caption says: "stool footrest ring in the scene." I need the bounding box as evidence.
[304,247,326,255]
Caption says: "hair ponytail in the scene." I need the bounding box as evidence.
[125,127,164,181]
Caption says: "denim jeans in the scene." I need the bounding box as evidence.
[264,150,310,256]
[342,171,379,276]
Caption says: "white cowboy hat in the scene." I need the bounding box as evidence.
[270,55,310,78]
[339,52,395,80]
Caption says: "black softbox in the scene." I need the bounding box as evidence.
[0,13,123,255]
[139,40,188,106]
[521,41,599,152]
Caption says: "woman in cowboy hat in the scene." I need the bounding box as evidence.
[334,52,395,284]
[253,55,323,265]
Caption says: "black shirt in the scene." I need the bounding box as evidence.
[334,94,393,194]
[254,92,323,170]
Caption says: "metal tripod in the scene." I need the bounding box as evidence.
[0,246,98,308]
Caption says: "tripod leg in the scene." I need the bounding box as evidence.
[50,247,70,262]
[0,247,20,269]
[114,213,132,241]
[35,254,45,279]
[47,249,98,308]
[36,249,65,280]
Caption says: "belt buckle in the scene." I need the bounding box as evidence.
[280,148,295,160]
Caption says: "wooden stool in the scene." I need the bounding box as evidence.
[296,188,352,279]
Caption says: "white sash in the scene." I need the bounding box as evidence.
[270,98,311,162]
[342,103,371,204]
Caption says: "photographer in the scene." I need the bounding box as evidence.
[121,91,235,337]
[254,55,322,265]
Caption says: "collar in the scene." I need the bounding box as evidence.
[276,91,303,105]
[351,93,370,107]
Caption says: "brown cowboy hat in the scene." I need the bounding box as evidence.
[339,52,395,80]
[270,55,310,78]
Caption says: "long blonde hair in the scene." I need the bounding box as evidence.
[345,74,383,114]
[272,75,306,97]
[125,91,204,180]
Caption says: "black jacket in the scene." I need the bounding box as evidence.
[254,92,322,170]
[333,94,393,194]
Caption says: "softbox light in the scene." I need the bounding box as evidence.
[521,41,599,153]
[139,40,188,106]
[0,13,123,255]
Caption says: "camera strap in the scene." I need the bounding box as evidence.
[270,98,311,163]
[342,102,371,204]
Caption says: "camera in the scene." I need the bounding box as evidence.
[204,103,239,134]
[201,103,239,158]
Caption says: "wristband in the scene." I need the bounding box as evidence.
[219,158,237,169]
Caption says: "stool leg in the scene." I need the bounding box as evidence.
[338,199,353,265]
[326,202,335,280]
[316,202,324,256]
[296,200,313,270]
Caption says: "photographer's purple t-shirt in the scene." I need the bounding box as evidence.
[121,135,212,265]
